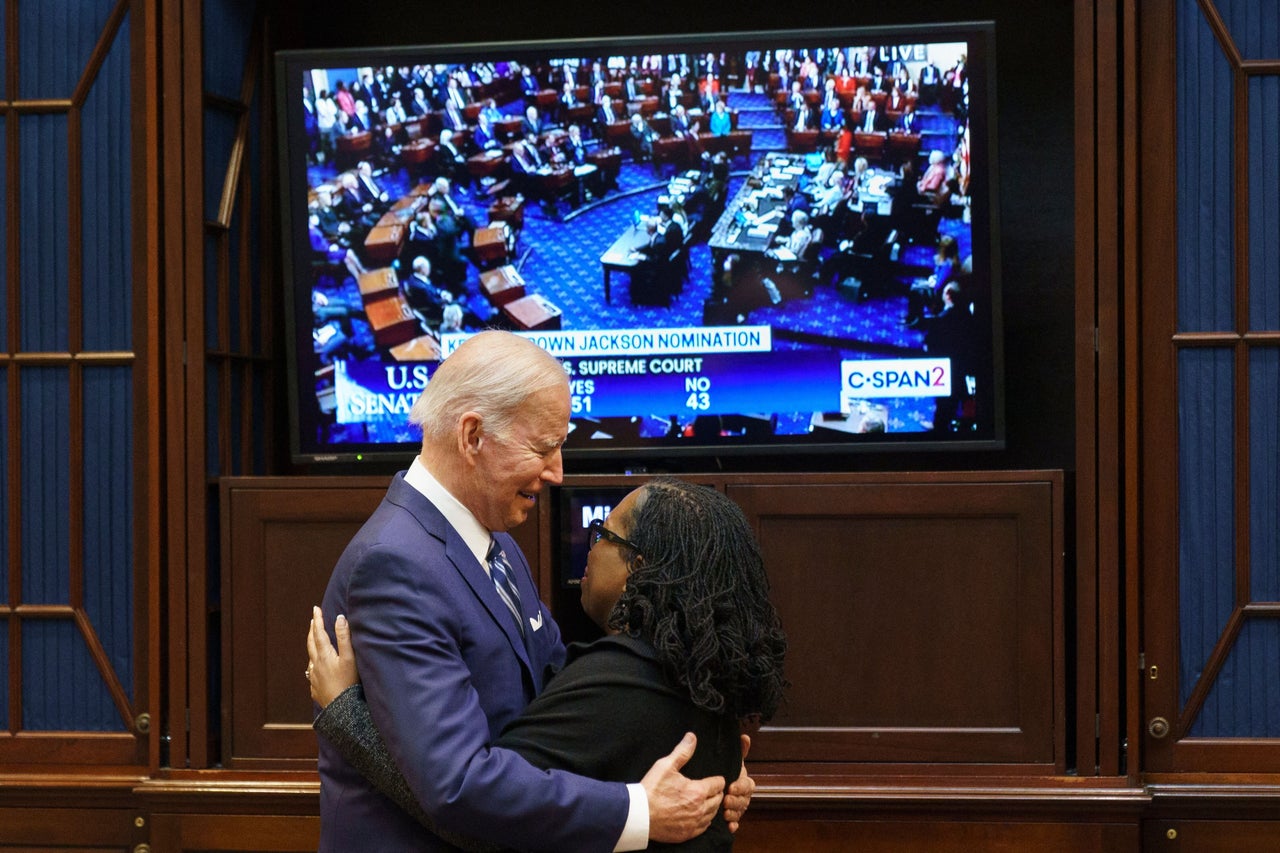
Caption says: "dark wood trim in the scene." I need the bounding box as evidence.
[1072,0,1099,779]
[181,0,211,770]
[1137,0,1180,775]
[1120,0,1144,787]
[133,0,162,774]
[159,0,193,772]
[4,0,21,740]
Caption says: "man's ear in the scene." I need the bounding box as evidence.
[458,412,484,460]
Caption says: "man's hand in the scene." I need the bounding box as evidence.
[722,734,755,832]
[306,605,359,707]
[642,732,725,843]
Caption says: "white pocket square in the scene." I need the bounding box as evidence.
[528,611,544,632]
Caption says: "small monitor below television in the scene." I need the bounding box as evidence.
[557,484,636,588]
[277,22,1003,466]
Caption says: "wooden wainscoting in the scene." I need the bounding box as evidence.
[726,472,1064,772]
[219,476,394,770]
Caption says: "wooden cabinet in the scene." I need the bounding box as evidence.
[215,471,1064,780]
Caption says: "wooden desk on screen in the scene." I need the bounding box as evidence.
[389,334,442,362]
[502,293,562,331]
[599,224,655,304]
[479,264,527,306]
[473,223,513,268]
[335,131,372,168]
[363,223,405,266]
[364,294,420,348]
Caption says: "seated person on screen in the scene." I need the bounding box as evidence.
[633,206,683,263]
[442,97,467,133]
[342,99,372,134]
[786,79,805,113]
[623,64,642,102]
[858,102,885,134]
[820,99,844,132]
[916,149,950,202]
[561,124,605,200]
[598,94,617,129]
[789,101,814,132]
[919,282,978,433]
[438,301,477,335]
[311,288,361,363]
[311,187,358,249]
[409,86,433,117]
[664,73,684,113]
[308,212,365,281]
[766,209,814,262]
[850,85,874,114]
[384,94,408,126]
[479,98,502,126]
[708,99,731,136]
[560,80,579,114]
[428,177,476,237]
[518,63,540,96]
[630,112,659,163]
[815,210,892,290]
[307,477,788,852]
[472,111,500,151]
[510,132,547,195]
[335,173,381,232]
[435,128,469,188]
[905,233,960,326]
[670,105,702,159]
[668,199,690,239]
[355,161,390,211]
[401,255,455,328]
[522,104,545,138]
[810,169,850,237]
[562,122,591,166]
[850,155,871,190]
[424,197,470,293]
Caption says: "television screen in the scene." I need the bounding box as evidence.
[277,23,1003,465]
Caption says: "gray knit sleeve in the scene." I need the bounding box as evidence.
[314,685,504,852]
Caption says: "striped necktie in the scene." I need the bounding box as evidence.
[487,539,525,636]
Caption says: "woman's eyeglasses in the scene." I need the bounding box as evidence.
[587,519,641,555]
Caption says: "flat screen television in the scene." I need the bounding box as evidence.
[277,22,1003,466]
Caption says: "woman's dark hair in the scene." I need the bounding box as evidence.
[607,478,787,723]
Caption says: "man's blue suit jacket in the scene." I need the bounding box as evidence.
[318,472,629,852]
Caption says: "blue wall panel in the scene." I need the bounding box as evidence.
[0,368,6,603]
[1178,347,1236,709]
[22,620,122,731]
[1177,0,1235,333]
[17,0,114,100]
[203,0,254,101]
[0,113,6,338]
[1248,75,1280,331]
[1176,0,1280,739]
[20,368,71,606]
[1213,0,1280,60]
[1251,348,1280,602]
[19,114,70,353]
[81,15,133,352]
[1193,619,1280,737]
[82,367,134,697]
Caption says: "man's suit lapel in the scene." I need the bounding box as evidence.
[385,474,535,668]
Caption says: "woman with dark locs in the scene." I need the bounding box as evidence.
[307,477,787,851]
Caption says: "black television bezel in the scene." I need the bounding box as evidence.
[276,22,1005,468]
